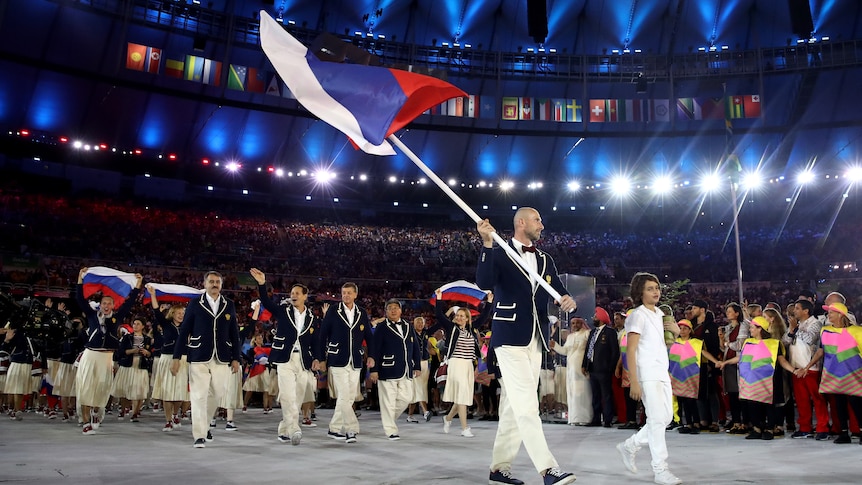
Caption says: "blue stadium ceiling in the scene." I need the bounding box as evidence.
[1,0,862,209]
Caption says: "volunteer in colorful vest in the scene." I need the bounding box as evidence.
[671,319,721,434]
[75,267,142,435]
[720,316,795,440]
[171,270,241,449]
[806,302,862,444]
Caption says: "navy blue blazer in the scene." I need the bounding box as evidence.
[317,302,373,369]
[117,334,153,369]
[172,294,241,364]
[475,241,570,351]
[258,285,318,368]
[75,284,140,351]
[369,319,421,380]
[151,308,182,357]
[1,331,33,364]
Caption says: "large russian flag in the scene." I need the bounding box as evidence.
[143,283,205,305]
[429,280,488,307]
[259,11,466,155]
[82,267,137,307]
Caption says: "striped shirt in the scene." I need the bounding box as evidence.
[450,327,477,360]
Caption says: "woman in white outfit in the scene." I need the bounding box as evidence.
[553,317,593,425]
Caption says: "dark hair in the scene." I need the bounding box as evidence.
[795,298,814,315]
[630,272,660,307]
[342,282,358,292]
[204,270,223,281]
[291,283,309,295]
[725,302,742,321]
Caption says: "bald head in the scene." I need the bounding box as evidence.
[513,207,544,244]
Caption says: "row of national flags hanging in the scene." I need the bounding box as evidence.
[501,96,761,122]
[126,42,762,121]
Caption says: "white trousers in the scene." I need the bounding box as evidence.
[189,358,231,440]
[491,337,559,473]
[378,377,413,436]
[276,354,308,437]
[624,380,673,473]
[329,366,361,434]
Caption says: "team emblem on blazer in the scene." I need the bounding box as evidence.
[360,325,364,331]
[310,328,314,334]
[111,318,117,323]
[226,314,231,320]
[545,275,551,283]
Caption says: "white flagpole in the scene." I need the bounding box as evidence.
[388,134,565,302]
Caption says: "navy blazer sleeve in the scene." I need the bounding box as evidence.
[172,305,193,360]
[227,301,241,362]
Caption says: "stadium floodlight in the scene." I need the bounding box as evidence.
[567,181,581,192]
[796,170,815,185]
[609,176,631,197]
[699,172,722,193]
[845,166,862,183]
[500,180,515,191]
[741,171,763,190]
[225,161,240,172]
[652,176,673,194]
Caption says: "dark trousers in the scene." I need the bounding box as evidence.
[482,380,500,416]
[833,394,862,433]
[678,396,700,426]
[624,387,638,423]
[728,392,742,425]
[746,399,782,431]
[589,371,614,425]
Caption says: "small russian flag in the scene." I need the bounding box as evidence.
[430,280,488,307]
[144,283,205,305]
[82,267,137,307]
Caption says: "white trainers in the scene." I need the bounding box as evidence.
[654,469,682,485]
[460,427,474,438]
[406,416,419,423]
[616,442,638,474]
[443,417,452,434]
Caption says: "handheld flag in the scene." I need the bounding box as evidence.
[144,283,205,305]
[430,280,487,307]
[82,267,137,307]
[259,11,466,155]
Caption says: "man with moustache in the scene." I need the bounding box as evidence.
[171,271,240,449]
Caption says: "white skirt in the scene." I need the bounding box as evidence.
[112,365,149,400]
[539,369,556,396]
[303,370,315,403]
[554,367,568,403]
[76,349,115,408]
[442,358,475,406]
[242,370,270,393]
[4,362,32,395]
[267,368,280,396]
[219,367,243,409]
[153,355,189,402]
[53,362,78,397]
[412,360,430,402]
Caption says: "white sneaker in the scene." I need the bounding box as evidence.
[616,442,638,474]
[443,417,452,434]
[654,469,682,485]
[406,416,419,423]
[460,427,474,438]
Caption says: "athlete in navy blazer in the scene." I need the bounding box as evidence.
[476,208,578,485]
[171,271,240,448]
[254,280,318,370]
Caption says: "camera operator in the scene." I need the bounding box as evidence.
[1,324,35,421]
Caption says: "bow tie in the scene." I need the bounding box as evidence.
[521,245,537,253]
